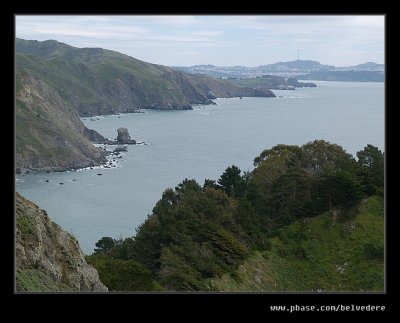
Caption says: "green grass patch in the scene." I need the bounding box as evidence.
[211,196,384,291]
[16,269,73,292]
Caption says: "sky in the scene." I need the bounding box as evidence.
[15,15,385,67]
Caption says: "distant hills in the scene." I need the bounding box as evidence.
[172,60,384,82]
[336,62,384,72]
[259,59,335,72]
[16,38,274,116]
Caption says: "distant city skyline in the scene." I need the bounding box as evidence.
[16,15,385,67]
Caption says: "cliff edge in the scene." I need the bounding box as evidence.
[16,193,108,292]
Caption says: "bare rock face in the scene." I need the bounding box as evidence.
[16,74,108,173]
[116,127,136,144]
[16,193,108,292]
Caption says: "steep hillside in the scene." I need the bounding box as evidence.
[16,38,274,116]
[16,193,108,292]
[16,72,107,173]
[210,196,384,291]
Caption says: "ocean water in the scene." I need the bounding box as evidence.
[16,81,384,254]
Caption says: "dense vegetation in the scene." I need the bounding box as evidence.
[211,196,384,291]
[87,140,384,291]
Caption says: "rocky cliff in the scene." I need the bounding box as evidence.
[16,72,108,173]
[16,193,108,292]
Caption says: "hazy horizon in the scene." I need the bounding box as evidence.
[16,15,384,68]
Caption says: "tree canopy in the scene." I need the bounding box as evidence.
[88,141,384,291]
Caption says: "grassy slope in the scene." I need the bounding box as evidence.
[16,269,73,292]
[210,196,384,291]
[16,39,274,116]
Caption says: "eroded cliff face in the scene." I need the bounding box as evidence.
[16,73,107,173]
[16,193,108,292]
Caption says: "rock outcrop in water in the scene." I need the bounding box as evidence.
[86,128,137,145]
[16,193,108,292]
[117,127,136,144]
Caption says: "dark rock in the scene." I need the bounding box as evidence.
[45,179,49,182]
[84,127,107,143]
[299,82,317,87]
[97,173,102,176]
[59,182,64,185]
[286,78,302,87]
[207,90,217,99]
[113,147,127,153]
[117,127,136,144]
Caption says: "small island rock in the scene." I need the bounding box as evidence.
[117,127,136,144]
